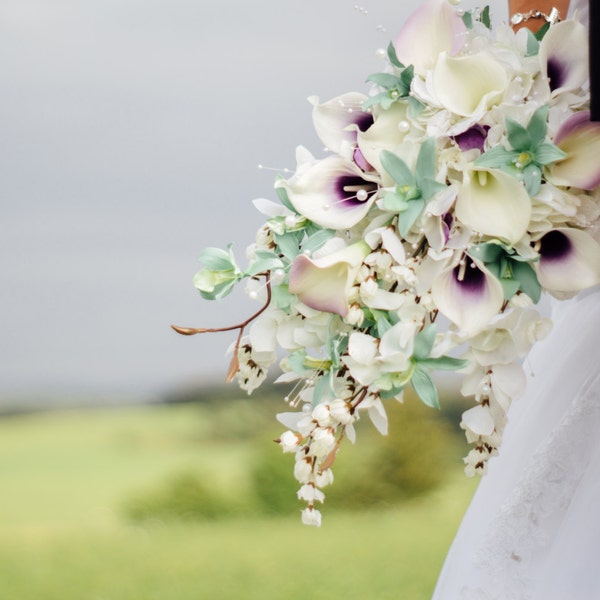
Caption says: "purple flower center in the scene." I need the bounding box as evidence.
[355,113,374,133]
[547,58,566,93]
[454,258,485,295]
[453,124,490,152]
[335,175,376,206]
[540,230,572,262]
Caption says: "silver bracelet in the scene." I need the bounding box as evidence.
[510,7,560,26]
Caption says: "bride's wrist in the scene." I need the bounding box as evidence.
[508,0,570,31]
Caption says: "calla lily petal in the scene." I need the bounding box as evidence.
[550,111,600,190]
[393,0,467,75]
[456,168,531,244]
[535,228,600,293]
[281,155,379,229]
[309,93,372,155]
[357,103,409,187]
[289,241,371,316]
[432,257,504,334]
[539,19,588,94]
[432,52,508,117]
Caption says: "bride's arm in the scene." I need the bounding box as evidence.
[508,0,570,31]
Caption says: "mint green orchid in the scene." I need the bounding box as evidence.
[288,240,371,317]
[475,105,567,195]
[380,138,447,237]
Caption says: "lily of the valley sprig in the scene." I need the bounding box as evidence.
[174,0,600,526]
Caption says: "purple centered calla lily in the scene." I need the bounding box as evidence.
[535,228,600,293]
[538,20,588,95]
[288,241,371,317]
[309,93,373,155]
[432,257,504,334]
[280,155,379,230]
[550,111,600,190]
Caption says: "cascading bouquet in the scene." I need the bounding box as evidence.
[174,0,600,526]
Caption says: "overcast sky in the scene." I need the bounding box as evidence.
[0,0,492,400]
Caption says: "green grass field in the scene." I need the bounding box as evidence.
[0,400,477,599]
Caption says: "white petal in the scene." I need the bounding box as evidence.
[252,197,291,218]
[348,331,379,364]
[433,52,508,117]
[456,169,531,244]
[393,0,467,75]
[461,404,495,436]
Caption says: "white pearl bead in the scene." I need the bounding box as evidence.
[398,120,410,132]
[285,216,297,227]
[375,48,386,59]
[356,189,368,201]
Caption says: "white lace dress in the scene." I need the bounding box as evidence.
[432,2,599,599]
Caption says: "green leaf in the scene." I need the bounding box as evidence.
[274,232,300,260]
[288,349,307,374]
[379,385,406,400]
[527,105,549,146]
[413,324,437,361]
[534,142,567,165]
[420,178,446,202]
[407,97,425,118]
[523,163,542,196]
[399,65,415,91]
[366,72,402,89]
[535,22,550,40]
[245,255,284,277]
[511,260,542,303]
[303,228,335,254]
[418,356,470,370]
[481,5,491,29]
[362,92,392,110]
[275,183,296,213]
[525,30,540,56]
[387,41,404,69]
[462,10,473,28]
[380,150,415,185]
[372,310,393,337]
[475,145,516,169]
[198,247,236,271]
[398,198,425,237]
[271,284,294,311]
[469,242,505,263]
[312,373,334,406]
[506,118,531,150]
[411,366,440,409]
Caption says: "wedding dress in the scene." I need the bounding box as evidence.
[432,2,599,599]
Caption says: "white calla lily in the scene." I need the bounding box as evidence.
[280,155,379,229]
[456,168,531,244]
[550,111,600,190]
[538,19,588,95]
[432,52,508,117]
[432,257,504,334]
[393,0,467,75]
[288,241,371,317]
[309,93,372,156]
[535,228,600,293]
[357,104,409,186]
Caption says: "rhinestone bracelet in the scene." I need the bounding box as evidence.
[510,7,560,26]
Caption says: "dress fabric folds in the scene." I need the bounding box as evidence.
[432,1,598,598]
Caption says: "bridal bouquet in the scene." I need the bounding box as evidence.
[174,0,600,526]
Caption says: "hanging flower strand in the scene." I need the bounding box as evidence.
[174,0,600,526]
